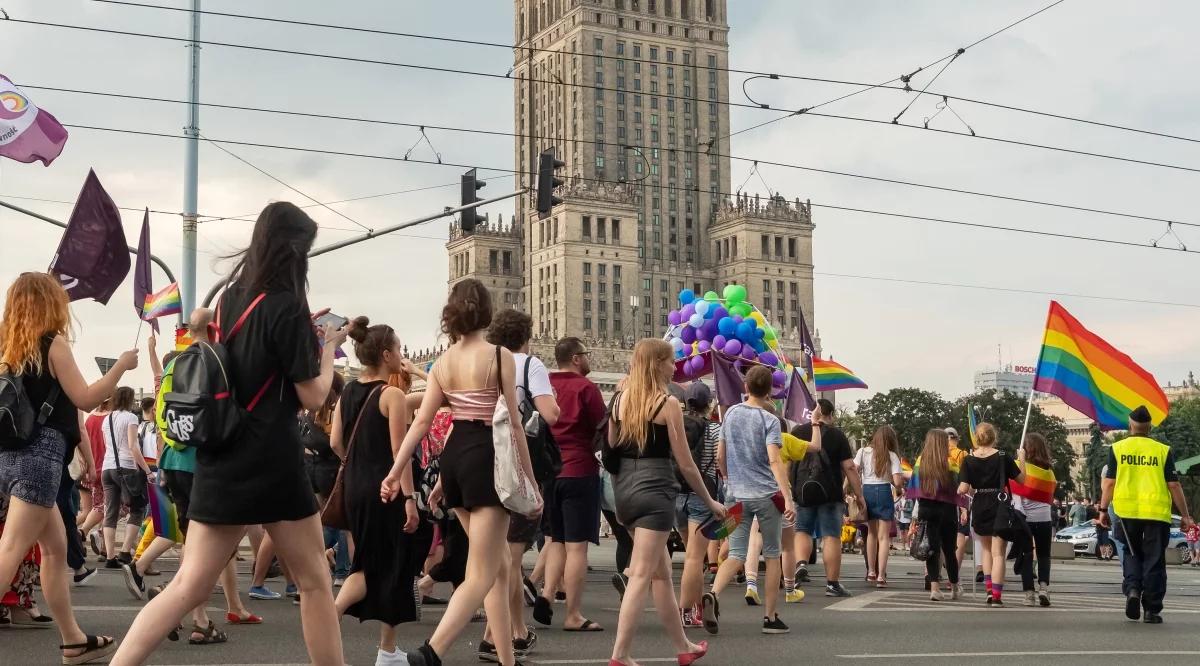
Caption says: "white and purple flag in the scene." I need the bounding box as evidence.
[0,75,68,166]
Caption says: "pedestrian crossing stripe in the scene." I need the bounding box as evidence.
[827,591,1200,613]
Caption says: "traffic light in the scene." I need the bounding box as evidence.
[460,168,486,235]
[536,148,565,219]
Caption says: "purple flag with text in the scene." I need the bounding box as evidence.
[798,308,815,381]
[784,369,816,423]
[49,170,130,304]
[132,209,158,332]
[0,75,69,166]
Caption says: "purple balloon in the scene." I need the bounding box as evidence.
[740,346,757,361]
[690,355,706,372]
[681,303,696,320]
[667,310,682,326]
[732,315,744,324]
[682,361,696,377]
[680,326,697,345]
[712,335,727,350]
[772,370,787,386]
[697,340,711,354]
[723,339,743,355]
[713,306,729,320]
[759,352,779,367]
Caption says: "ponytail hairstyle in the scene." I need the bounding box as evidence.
[618,338,673,452]
[919,428,951,497]
[441,279,493,343]
[347,316,398,369]
[975,422,998,449]
[870,425,899,481]
[1023,432,1053,469]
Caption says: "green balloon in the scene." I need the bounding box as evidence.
[730,302,752,317]
[723,284,747,305]
[703,290,720,302]
[763,326,777,341]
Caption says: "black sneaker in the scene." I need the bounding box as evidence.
[975,570,985,584]
[522,577,537,607]
[795,564,811,584]
[513,630,537,657]
[611,573,628,599]
[825,583,852,598]
[1143,611,1163,624]
[409,641,442,666]
[476,640,499,663]
[88,532,103,556]
[121,562,146,600]
[700,591,719,635]
[104,558,123,569]
[532,596,553,626]
[554,590,566,602]
[735,571,747,585]
[1125,591,1142,620]
[117,551,133,565]
[762,614,790,634]
[72,568,97,586]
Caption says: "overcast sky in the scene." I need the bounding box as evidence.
[2,0,1197,405]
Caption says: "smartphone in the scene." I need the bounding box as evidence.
[314,313,348,330]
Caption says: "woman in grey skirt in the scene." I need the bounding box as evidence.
[606,339,724,666]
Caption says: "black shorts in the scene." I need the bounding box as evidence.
[548,476,601,544]
[162,470,194,535]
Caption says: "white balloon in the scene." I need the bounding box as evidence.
[694,300,710,316]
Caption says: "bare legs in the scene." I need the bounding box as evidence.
[611,528,703,666]
[868,519,893,580]
[679,522,710,611]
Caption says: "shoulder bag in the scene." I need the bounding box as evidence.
[320,384,383,530]
[107,414,147,508]
[991,452,1029,541]
[492,346,543,517]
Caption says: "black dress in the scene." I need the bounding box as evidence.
[341,380,432,626]
[961,451,1021,537]
[189,287,321,525]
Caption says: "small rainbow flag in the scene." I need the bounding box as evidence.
[147,481,183,543]
[1033,301,1168,430]
[811,357,868,391]
[174,325,193,352]
[1012,461,1057,504]
[968,405,980,449]
[699,501,744,541]
[900,458,913,474]
[142,282,182,321]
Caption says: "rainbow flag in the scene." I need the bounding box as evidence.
[142,282,182,321]
[1033,302,1168,430]
[905,453,962,501]
[699,501,744,541]
[900,458,913,474]
[968,405,980,448]
[147,481,183,543]
[811,357,867,391]
[1012,461,1057,504]
[174,325,193,352]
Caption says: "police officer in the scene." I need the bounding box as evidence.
[1098,405,1195,624]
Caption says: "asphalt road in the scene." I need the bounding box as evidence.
[6,540,1200,665]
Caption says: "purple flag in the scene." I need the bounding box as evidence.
[0,75,69,166]
[49,169,130,304]
[784,368,816,423]
[132,209,157,332]
[710,351,746,409]
[798,307,815,380]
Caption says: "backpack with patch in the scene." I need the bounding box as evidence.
[0,370,59,451]
[518,357,562,484]
[161,292,274,450]
[790,425,840,507]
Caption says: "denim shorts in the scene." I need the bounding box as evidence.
[675,492,713,528]
[795,501,846,538]
[863,484,895,521]
[728,495,784,560]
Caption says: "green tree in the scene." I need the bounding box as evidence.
[1150,397,1200,514]
[946,390,1077,499]
[854,388,952,460]
[1081,423,1108,500]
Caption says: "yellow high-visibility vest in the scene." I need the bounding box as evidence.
[1111,436,1172,523]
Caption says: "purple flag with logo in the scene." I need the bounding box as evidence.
[133,209,158,332]
[49,169,130,304]
[0,75,69,166]
[710,350,746,409]
[783,368,816,423]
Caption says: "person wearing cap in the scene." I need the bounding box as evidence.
[675,381,721,629]
[1098,405,1195,624]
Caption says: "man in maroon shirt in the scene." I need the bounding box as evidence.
[534,337,607,632]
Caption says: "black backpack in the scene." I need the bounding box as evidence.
[518,357,562,484]
[790,426,840,507]
[0,370,60,450]
[162,293,274,450]
[676,414,717,496]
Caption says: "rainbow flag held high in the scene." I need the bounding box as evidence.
[968,405,980,449]
[147,481,183,543]
[699,501,744,541]
[811,357,868,391]
[1033,302,1168,430]
[1012,461,1057,504]
[142,282,182,321]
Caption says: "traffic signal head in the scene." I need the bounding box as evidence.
[460,168,486,234]
[537,148,565,219]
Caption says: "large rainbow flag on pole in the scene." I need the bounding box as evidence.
[1012,461,1057,504]
[1032,301,1168,431]
[812,357,868,391]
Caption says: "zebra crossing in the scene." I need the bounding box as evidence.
[827,589,1200,613]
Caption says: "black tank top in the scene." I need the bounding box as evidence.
[613,395,671,459]
[340,380,393,474]
[21,335,79,444]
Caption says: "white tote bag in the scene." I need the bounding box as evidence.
[491,347,542,517]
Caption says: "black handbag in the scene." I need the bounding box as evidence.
[909,519,932,561]
[993,482,1029,541]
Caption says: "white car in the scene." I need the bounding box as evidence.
[1055,515,1190,561]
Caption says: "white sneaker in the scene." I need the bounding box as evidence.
[952,584,964,600]
[1037,585,1051,607]
[1023,590,1036,607]
[375,648,408,666]
[930,587,944,602]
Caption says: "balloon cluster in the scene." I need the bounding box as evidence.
[667,284,790,390]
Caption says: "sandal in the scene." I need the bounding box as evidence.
[866,571,877,582]
[876,576,888,589]
[563,618,604,632]
[226,610,264,625]
[60,634,117,665]
[189,621,229,645]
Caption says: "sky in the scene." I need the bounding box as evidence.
[1,0,1197,405]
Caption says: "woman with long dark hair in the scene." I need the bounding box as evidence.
[333,317,426,666]
[1013,433,1055,607]
[911,429,962,602]
[854,425,903,587]
[0,272,138,664]
[607,339,723,666]
[114,201,349,664]
[381,279,539,666]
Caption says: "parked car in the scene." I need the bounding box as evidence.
[1056,515,1190,562]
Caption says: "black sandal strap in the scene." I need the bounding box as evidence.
[60,634,111,650]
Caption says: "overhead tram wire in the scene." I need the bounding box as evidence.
[10,19,1195,175]
[80,0,1200,146]
[56,122,1200,256]
[24,84,1200,230]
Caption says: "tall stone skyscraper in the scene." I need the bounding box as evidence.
[447,0,817,375]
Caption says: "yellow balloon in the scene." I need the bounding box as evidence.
[691,342,699,353]
[749,311,766,326]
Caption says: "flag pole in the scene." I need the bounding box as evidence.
[133,319,146,349]
[1019,302,1056,451]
